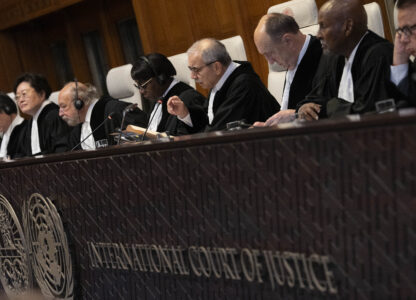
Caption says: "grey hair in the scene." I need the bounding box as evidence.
[187,38,232,66]
[264,13,300,42]
[397,0,416,9]
[70,83,99,106]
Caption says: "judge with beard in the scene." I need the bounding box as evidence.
[58,81,147,150]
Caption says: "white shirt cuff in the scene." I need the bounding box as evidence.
[390,63,409,86]
[178,113,193,127]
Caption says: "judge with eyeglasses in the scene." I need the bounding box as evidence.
[391,0,416,104]
[167,38,280,132]
[131,53,206,135]
[13,73,71,157]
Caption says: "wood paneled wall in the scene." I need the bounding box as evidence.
[0,0,135,92]
[0,0,392,93]
[0,0,83,30]
[135,0,393,87]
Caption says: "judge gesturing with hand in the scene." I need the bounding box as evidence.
[167,96,189,120]
[390,0,416,104]
[171,38,279,132]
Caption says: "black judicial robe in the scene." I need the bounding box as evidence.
[20,102,71,156]
[67,96,147,151]
[286,35,323,109]
[6,120,28,159]
[397,61,416,106]
[149,81,206,135]
[297,31,401,118]
[195,61,280,132]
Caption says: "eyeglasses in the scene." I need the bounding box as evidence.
[134,77,153,90]
[188,61,216,74]
[15,89,33,102]
[396,24,416,37]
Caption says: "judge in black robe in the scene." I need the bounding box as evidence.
[396,61,416,106]
[0,92,27,159]
[6,121,27,159]
[297,31,401,118]
[390,0,416,107]
[254,20,322,127]
[148,81,206,135]
[27,102,72,155]
[254,13,323,111]
[13,73,71,157]
[297,0,403,120]
[204,61,279,131]
[60,92,147,151]
[169,39,280,132]
[253,12,324,126]
[285,36,323,109]
[131,53,206,135]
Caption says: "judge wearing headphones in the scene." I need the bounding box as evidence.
[58,81,147,151]
[131,53,207,135]
[14,73,71,156]
[0,93,26,159]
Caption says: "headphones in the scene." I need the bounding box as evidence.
[0,93,15,115]
[3,104,12,115]
[140,56,169,85]
[73,79,84,110]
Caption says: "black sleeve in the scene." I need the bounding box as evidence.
[103,99,148,144]
[397,61,416,107]
[296,53,343,118]
[58,125,82,152]
[7,120,29,159]
[349,44,400,114]
[178,89,208,134]
[42,109,72,154]
[104,100,148,131]
[206,74,280,132]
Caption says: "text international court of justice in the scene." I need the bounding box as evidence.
[0,0,414,299]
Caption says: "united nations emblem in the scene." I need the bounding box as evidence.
[23,193,73,300]
[0,194,31,297]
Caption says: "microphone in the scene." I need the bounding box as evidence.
[226,119,252,131]
[142,99,162,141]
[117,103,139,145]
[71,112,114,151]
[123,103,138,113]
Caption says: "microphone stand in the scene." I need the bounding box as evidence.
[117,103,138,145]
[117,111,127,146]
[71,112,114,151]
[142,99,162,141]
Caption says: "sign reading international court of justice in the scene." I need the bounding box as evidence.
[87,242,338,294]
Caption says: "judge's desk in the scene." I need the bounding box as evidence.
[0,109,415,300]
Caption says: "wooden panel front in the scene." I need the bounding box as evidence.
[0,113,414,299]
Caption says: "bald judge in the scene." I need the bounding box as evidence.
[58,82,147,150]
[297,0,401,120]
[253,13,323,126]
